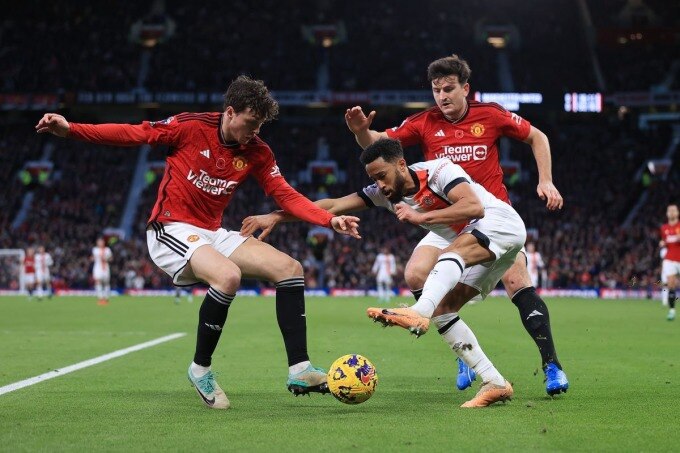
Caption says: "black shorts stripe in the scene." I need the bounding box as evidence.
[157,236,186,257]
[471,229,491,249]
[156,223,189,252]
[151,222,188,257]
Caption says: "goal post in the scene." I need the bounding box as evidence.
[0,249,25,294]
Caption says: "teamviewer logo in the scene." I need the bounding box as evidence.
[473,145,488,161]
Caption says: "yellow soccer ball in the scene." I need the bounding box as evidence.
[327,354,378,404]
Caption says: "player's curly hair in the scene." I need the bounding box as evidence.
[427,54,471,84]
[360,138,404,165]
[223,75,279,122]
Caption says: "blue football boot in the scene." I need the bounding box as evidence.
[544,362,569,396]
[456,357,477,390]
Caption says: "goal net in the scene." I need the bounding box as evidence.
[0,249,25,295]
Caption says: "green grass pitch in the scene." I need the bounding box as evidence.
[0,295,678,451]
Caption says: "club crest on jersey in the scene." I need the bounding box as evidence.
[149,116,175,127]
[470,123,485,137]
[187,235,200,243]
[232,156,248,171]
[422,196,434,207]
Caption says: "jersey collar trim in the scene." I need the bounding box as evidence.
[406,168,420,196]
[441,100,469,124]
[218,113,240,148]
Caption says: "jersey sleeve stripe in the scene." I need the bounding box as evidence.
[443,177,469,195]
[357,190,375,208]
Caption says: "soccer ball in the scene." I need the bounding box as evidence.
[327,354,378,404]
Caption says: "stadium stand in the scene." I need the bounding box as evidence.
[1,0,678,293]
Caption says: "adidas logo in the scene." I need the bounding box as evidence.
[435,129,445,137]
[204,323,222,331]
[200,149,210,158]
[526,310,544,320]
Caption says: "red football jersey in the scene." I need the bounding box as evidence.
[385,100,531,203]
[24,255,35,274]
[69,113,334,231]
[660,222,680,262]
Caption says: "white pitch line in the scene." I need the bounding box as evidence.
[0,332,186,396]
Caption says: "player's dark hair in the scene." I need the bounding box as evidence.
[427,54,471,84]
[223,75,279,122]
[360,138,404,165]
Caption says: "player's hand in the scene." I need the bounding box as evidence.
[537,181,563,210]
[35,113,70,137]
[331,215,361,239]
[345,106,376,135]
[240,213,281,241]
[394,202,423,224]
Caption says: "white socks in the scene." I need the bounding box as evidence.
[193,361,312,379]
[190,362,211,378]
[377,282,392,302]
[411,252,465,318]
[289,360,311,375]
[433,313,505,386]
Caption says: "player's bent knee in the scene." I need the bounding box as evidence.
[271,256,303,281]
[502,259,532,294]
[289,258,304,277]
[404,264,429,290]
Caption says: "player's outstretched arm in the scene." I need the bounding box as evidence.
[345,106,388,149]
[524,125,563,211]
[330,215,361,239]
[241,194,368,240]
[35,113,70,137]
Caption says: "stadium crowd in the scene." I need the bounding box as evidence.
[4,0,674,94]
[0,0,677,293]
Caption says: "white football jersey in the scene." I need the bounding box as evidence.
[92,246,113,272]
[372,253,396,277]
[526,251,545,275]
[34,252,53,275]
[360,159,507,241]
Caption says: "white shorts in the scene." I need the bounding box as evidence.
[528,271,540,288]
[24,273,35,286]
[93,269,111,283]
[36,272,50,283]
[662,259,680,280]
[147,221,248,286]
[376,274,393,285]
[414,205,526,299]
